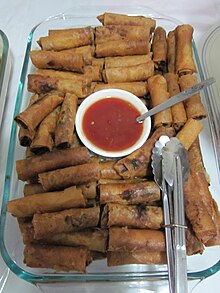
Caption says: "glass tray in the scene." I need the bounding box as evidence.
[0,30,10,127]
[0,5,220,284]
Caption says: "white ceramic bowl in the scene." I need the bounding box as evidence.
[75,89,151,157]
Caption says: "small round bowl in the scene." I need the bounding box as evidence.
[75,89,151,158]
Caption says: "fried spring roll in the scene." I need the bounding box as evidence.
[176,118,203,150]
[101,203,163,229]
[186,220,204,255]
[100,181,160,205]
[100,160,122,180]
[94,81,148,97]
[15,92,64,132]
[30,106,60,154]
[39,161,101,191]
[107,251,166,266]
[77,182,97,199]
[48,26,93,36]
[105,55,152,68]
[18,219,36,244]
[92,57,104,67]
[148,74,172,128]
[167,30,176,73]
[55,93,78,148]
[164,73,187,130]
[84,65,102,82]
[27,74,90,98]
[188,139,206,175]
[24,183,45,196]
[205,199,220,246]
[114,126,175,179]
[30,50,84,73]
[24,244,92,272]
[95,25,150,43]
[48,229,107,253]
[18,94,40,146]
[16,146,90,182]
[95,39,149,57]
[32,206,100,239]
[179,74,207,119]
[103,61,154,83]
[108,227,165,252]
[184,172,217,244]
[97,13,156,33]
[38,27,94,51]
[64,45,94,65]
[152,27,167,72]
[7,186,86,218]
[175,24,197,75]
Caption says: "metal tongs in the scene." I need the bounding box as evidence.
[152,136,189,293]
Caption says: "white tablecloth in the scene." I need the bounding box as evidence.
[0,0,220,292]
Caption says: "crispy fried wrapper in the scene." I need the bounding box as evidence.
[105,54,152,68]
[101,203,163,229]
[30,106,60,154]
[64,45,94,65]
[167,30,176,73]
[55,93,78,148]
[39,161,101,191]
[97,13,156,33]
[114,126,175,179]
[102,61,154,83]
[7,186,86,218]
[148,74,173,128]
[179,74,207,120]
[100,181,160,205]
[152,26,167,72]
[175,24,197,75]
[16,146,90,181]
[15,92,64,132]
[164,72,187,130]
[32,206,100,239]
[24,244,92,272]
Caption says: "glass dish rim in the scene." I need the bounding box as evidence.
[0,30,9,100]
[0,5,220,284]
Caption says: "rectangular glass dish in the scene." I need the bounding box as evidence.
[0,5,220,284]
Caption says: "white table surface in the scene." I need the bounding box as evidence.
[0,0,220,292]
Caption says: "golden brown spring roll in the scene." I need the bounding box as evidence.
[92,57,104,67]
[184,172,217,244]
[54,93,78,148]
[27,74,90,98]
[46,229,107,253]
[15,92,64,132]
[30,106,60,154]
[7,186,86,218]
[30,50,84,73]
[186,220,204,255]
[164,72,187,130]
[101,203,163,229]
[97,13,156,33]
[100,181,160,205]
[64,45,94,65]
[94,81,148,97]
[23,183,45,196]
[167,30,176,73]
[175,24,197,75]
[95,25,150,43]
[103,61,154,83]
[39,161,101,191]
[77,182,97,199]
[24,243,92,272]
[38,27,94,51]
[105,55,152,68]
[205,199,220,246]
[107,251,167,266]
[16,146,90,182]
[18,219,36,244]
[179,74,207,120]
[152,26,167,72]
[95,39,149,58]
[48,26,93,36]
[18,94,40,146]
[32,206,100,239]
[108,227,165,252]
[148,74,173,128]
[100,160,122,180]
[114,126,175,179]
[188,138,206,175]
[84,65,102,82]
[176,118,203,150]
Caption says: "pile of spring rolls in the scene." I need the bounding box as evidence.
[6,12,220,273]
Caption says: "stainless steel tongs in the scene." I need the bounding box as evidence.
[152,136,189,293]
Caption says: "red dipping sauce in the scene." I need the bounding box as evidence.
[82,97,143,152]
